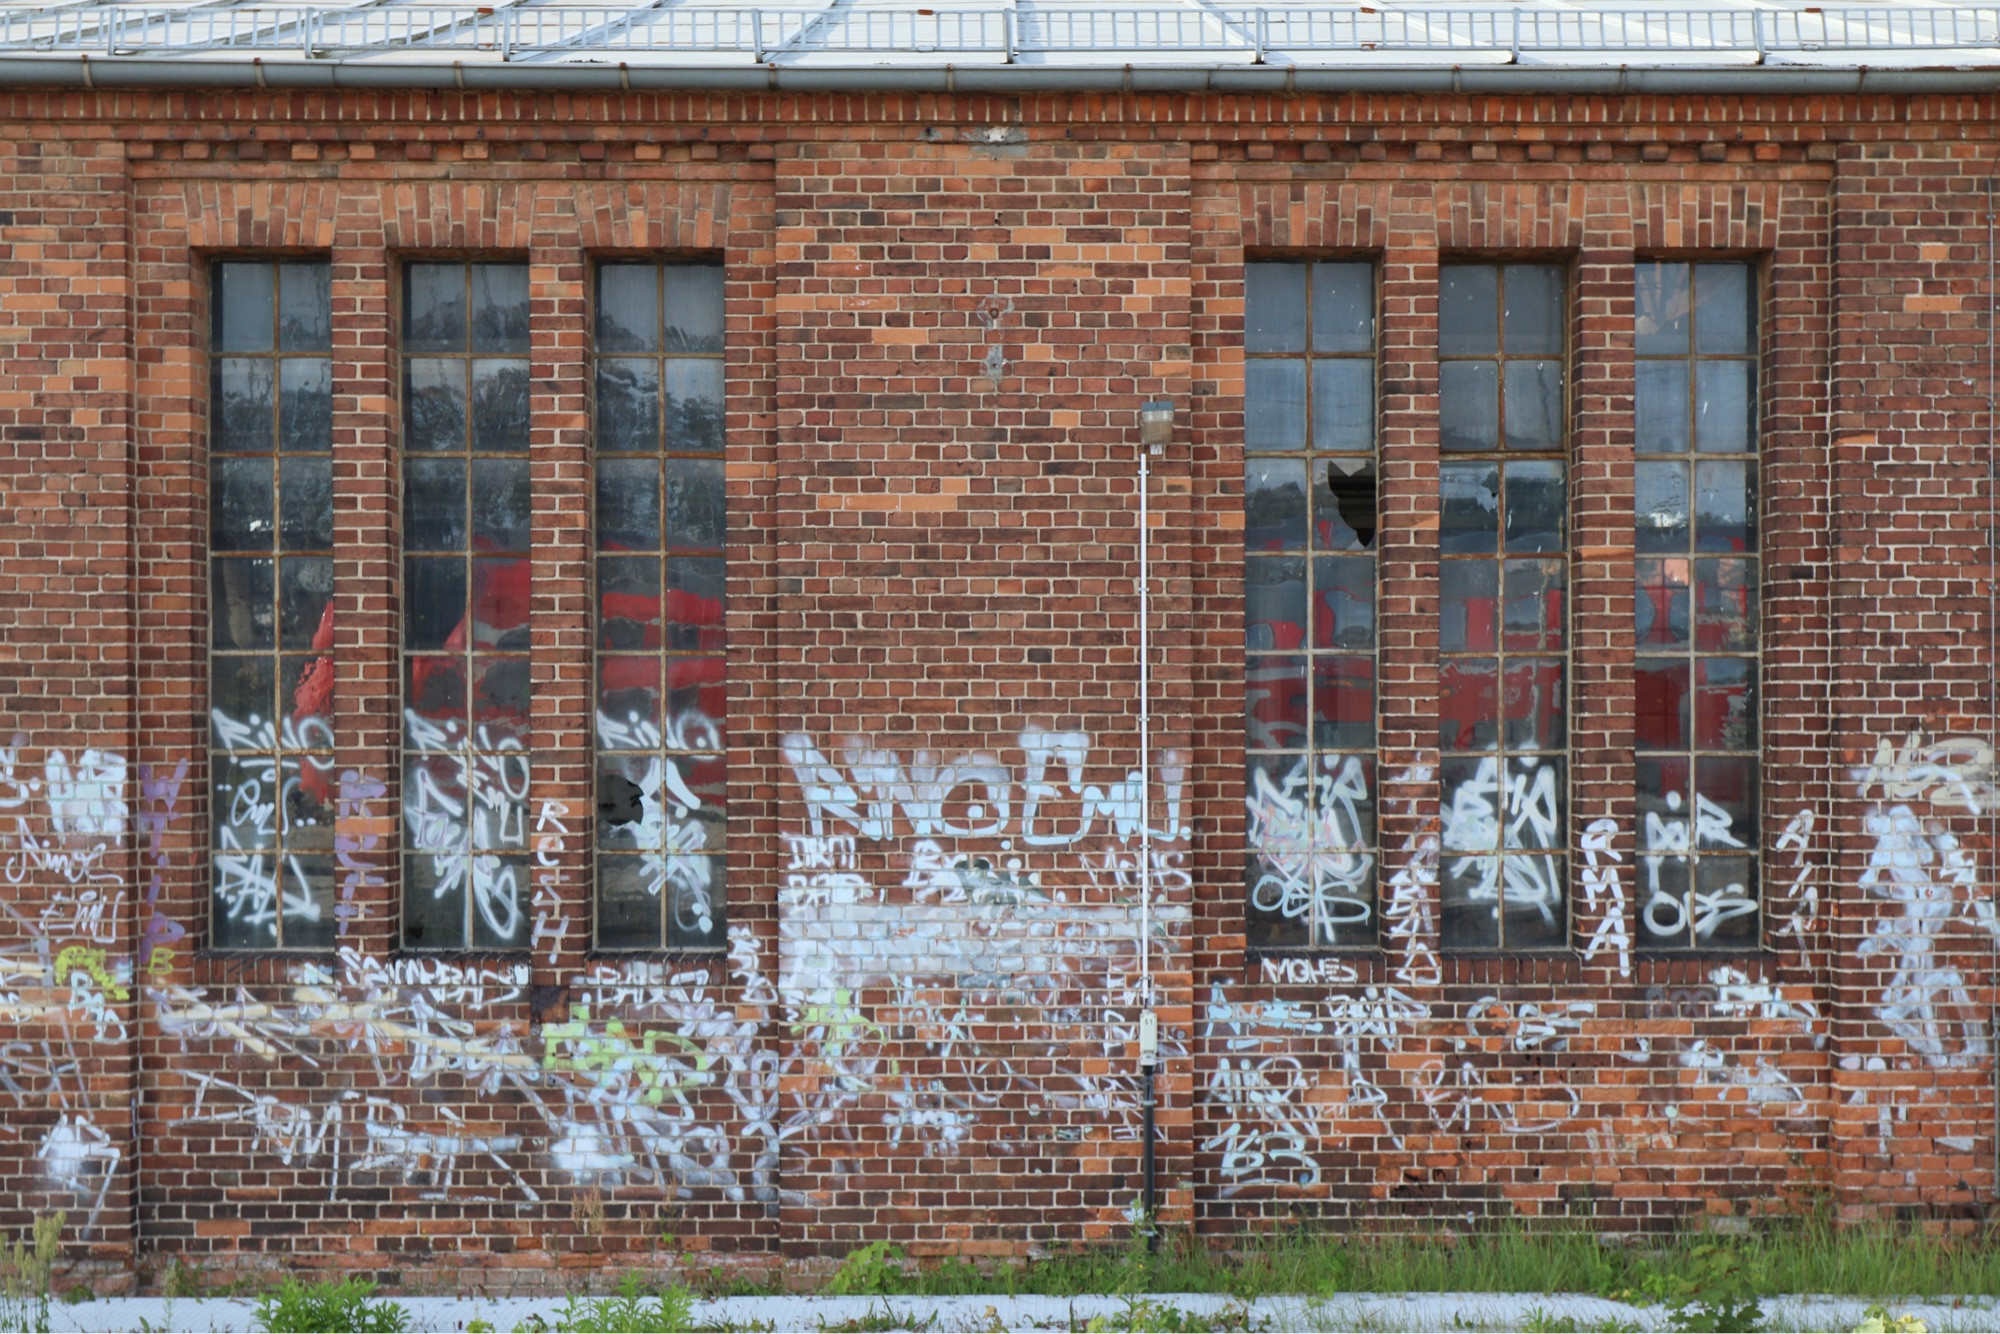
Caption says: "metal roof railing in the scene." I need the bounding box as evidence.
[8,3,2000,61]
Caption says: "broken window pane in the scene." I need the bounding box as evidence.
[594,262,729,950]
[1243,260,1378,952]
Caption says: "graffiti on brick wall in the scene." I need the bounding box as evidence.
[1851,732,2000,1070]
[779,730,1190,1149]
[0,740,132,1235]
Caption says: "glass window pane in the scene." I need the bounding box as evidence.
[405,264,466,352]
[1244,360,1306,451]
[1635,557,1692,650]
[666,556,727,652]
[1502,264,1564,356]
[404,458,468,554]
[1637,853,1691,947]
[1441,754,1503,854]
[279,458,334,552]
[1503,360,1563,450]
[663,456,727,552]
[1245,263,1308,353]
[402,855,464,950]
[279,359,333,453]
[1440,560,1499,653]
[280,653,334,739]
[1245,556,1305,652]
[1312,555,1374,650]
[1440,461,1500,554]
[214,358,275,454]
[212,457,274,553]
[663,359,725,451]
[1312,656,1374,749]
[1311,262,1374,353]
[278,557,334,651]
[1695,657,1756,750]
[1636,755,1691,848]
[663,266,726,354]
[471,556,530,651]
[1503,460,1564,553]
[1694,459,1756,552]
[597,656,662,749]
[597,856,663,949]
[597,359,661,454]
[1635,658,1690,751]
[1694,263,1753,355]
[1439,267,1498,356]
[403,556,465,651]
[212,557,275,651]
[1504,856,1566,948]
[1694,360,1754,453]
[211,657,275,744]
[1246,654,1307,751]
[1439,361,1499,452]
[1635,461,1689,554]
[667,657,728,744]
[471,359,530,454]
[469,855,529,950]
[1695,557,1758,652]
[278,261,332,352]
[470,264,530,353]
[406,656,467,748]
[596,456,662,552]
[1635,261,1691,355]
[1503,658,1565,751]
[215,262,275,352]
[1696,856,1757,948]
[1635,360,1690,455]
[404,359,467,453]
[1311,359,1373,453]
[1439,657,1499,752]
[1245,458,1309,553]
[471,457,533,552]
[599,556,663,650]
[598,264,659,354]
[1314,458,1376,552]
[1695,755,1757,852]
[1501,558,1564,651]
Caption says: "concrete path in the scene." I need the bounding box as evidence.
[22,1290,2000,1332]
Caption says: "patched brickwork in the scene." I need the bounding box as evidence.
[0,88,1992,1288]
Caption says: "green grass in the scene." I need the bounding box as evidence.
[799,1216,2000,1302]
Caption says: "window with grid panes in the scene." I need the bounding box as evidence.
[1242,261,1379,950]
[400,262,534,951]
[1633,261,1760,949]
[593,262,728,951]
[209,260,338,949]
[1437,263,1569,951]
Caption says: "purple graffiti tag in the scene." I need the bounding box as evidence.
[334,771,388,935]
[138,759,189,974]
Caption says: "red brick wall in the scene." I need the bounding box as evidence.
[0,87,1990,1286]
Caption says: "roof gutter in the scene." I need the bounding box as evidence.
[7,55,2000,95]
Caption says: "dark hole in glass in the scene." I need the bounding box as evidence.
[1325,462,1376,549]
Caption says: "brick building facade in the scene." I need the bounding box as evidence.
[1,19,1998,1286]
